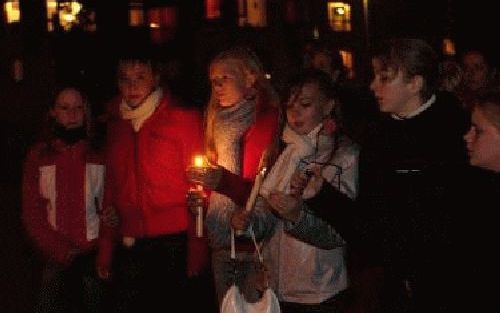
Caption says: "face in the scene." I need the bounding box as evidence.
[462,52,490,91]
[50,88,85,129]
[311,51,332,74]
[210,61,250,107]
[464,106,500,171]
[118,62,158,109]
[370,58,419,115]
[286,82,331,135]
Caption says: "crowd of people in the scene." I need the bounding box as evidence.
[21,38,499,313]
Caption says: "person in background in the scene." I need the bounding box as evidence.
[459,91,500,312]
[258,69,359,313]
[186,46,280,307]
[275,38,470,313]
[22,86,105,312]
[97,51,208,312]
[458,49,499,110]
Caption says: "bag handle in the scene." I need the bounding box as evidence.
[230,226,263,264]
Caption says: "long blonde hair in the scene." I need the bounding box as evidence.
[204,46,279,163]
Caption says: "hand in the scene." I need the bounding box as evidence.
[101,206,120,228]
[97,264,111,280]
[290,170,309,197]
[267,191,302,223]
[186,165,223,190]
[230,209,251,231]
[186,188,207,215]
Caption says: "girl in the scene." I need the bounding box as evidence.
[458,91,500,311]
[97,53,206,312]
[22,86,105,312]
[258,69,359,313]
[187,46,280,306]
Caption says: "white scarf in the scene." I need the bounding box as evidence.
[120,88,162,132]
[260,123,333,199]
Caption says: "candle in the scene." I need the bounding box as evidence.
[245,167,267,212]
[192,155,207,238]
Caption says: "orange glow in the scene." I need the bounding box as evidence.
[206,0,221,19]
[4,0,21,23]
[442,38,456,56]
[193,155,208,168]
[327,2,351,32]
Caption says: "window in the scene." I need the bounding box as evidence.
[442,38,456,56]
[46,1,93,32]
[148,7,177,44]
[129,2,144,27]
[327,2,351,32]
[339,49,354,79]
[4,0,20,24]
[206,0,221,19]
[238,0,267,27]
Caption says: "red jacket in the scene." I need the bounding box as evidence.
[98,94,208,274]
[22,140,104,265]
[216,102,280,205]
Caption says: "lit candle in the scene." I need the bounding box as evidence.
[245,167,267,212]
[192,155,207,238]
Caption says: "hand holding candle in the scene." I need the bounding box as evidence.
[190,155,208,238]
[187,155,222,190]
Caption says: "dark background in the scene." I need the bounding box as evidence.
[1,0,497,311]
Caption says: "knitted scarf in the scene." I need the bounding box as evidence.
[120,88,162,132]
[207,99,255,246]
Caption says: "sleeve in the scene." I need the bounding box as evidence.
[249,196,277,242]
[215,168,253,207]
[21,146,75,266]
[284,207,345,249]
[96,136,119,272]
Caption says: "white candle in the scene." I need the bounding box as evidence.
[192,155,207,238]
[245,167,267,212]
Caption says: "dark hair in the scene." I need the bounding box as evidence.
[266,69,346,166]
[116,46,162,74]
[475,90,500,131]
[372,38,438,101]
[40,85,102,151]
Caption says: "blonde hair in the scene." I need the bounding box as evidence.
[205,46,279,162]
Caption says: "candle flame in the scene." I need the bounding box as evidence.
[193,155,206,168]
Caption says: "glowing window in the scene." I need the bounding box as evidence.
[46,1,86,32]
[238,0,267,27]
[206,0,221,19]
[442,38,456,56]
[148,7,177,44]
[327,2,351,32]
[339,49,355,79]
[4,0,21,24]
[129,2,144,27]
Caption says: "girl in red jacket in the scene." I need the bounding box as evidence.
[97,52,207,312]
[22,86,105,312]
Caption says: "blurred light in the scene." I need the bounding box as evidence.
[4,0,21,23]
[206,0,221,19]
[442,38,456,56]
[129,2,144,27]
[327,2,351,32]
[313,26,320,39]
[149,22,160,28]
[265,73,271,80]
